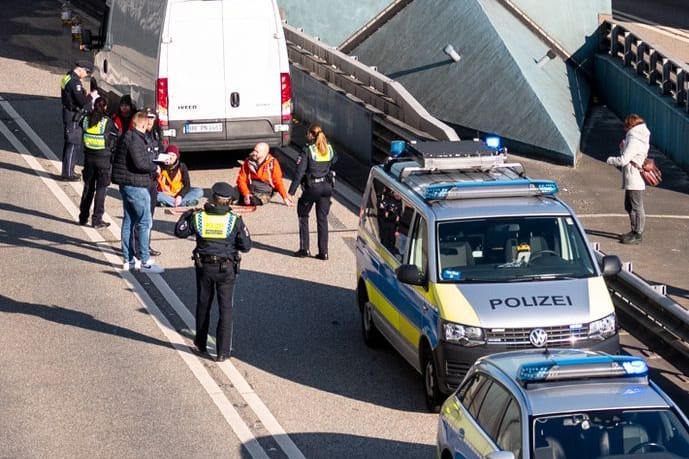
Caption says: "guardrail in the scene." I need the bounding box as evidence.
[593,248,689,364]
[601,21,689,114]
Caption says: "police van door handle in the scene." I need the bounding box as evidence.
[230,92,240,107]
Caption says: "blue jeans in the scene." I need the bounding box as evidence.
[156,187,204,207]
[120,185,152,263]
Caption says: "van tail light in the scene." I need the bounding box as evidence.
[156,77,169,128]
[280,72,292,122]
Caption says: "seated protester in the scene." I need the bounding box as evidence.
[156,144,203,207]
[112,94,136,136]
[236,142,293,206]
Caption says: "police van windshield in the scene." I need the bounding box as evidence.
[437,216,596,282]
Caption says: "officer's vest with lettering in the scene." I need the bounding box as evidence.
[82,117,109,150]
[306,143,334,180]
[157,168,184,196]
[194,211,237,240]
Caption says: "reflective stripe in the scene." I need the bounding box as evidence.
[82,118,109,150]
[61,73,72,90]
[194,212,236,239]
[307,144,334,162]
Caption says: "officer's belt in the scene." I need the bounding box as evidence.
[311,176,327,183]
[200,254,231,264]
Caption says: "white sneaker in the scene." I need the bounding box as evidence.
[139,259,164,274]
[122,257,141,270]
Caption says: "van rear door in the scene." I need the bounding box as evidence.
[166,1,226,138]
[221,0,282,139]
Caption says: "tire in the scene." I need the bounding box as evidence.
[361,300,384,348]
[422,343,443,413]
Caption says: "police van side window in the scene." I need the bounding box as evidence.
[408,214,428,275]
[363,179,384,240]
[395,202,414,261]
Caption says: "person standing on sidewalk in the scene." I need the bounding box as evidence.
[289,123,337,260]
[78,97,118,229]
[174,182,252,362]
[60,60,94,181]
[606,113,651,245]
[111,111,164,273]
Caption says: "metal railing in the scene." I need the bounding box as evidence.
[602,21,689,114]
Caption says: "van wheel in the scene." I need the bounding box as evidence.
[422,344,442,413]
[361,301,384,348]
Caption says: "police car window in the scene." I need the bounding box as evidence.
[363,179,384,240]
[467,376,491,419]
[437,216,596,282]
[497,399,522,459]
[409,215,428,274]
[395,203,414,261]
[476,381,512,438]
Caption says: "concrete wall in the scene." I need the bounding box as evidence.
[595,54,689,169]
[291,65,373,162]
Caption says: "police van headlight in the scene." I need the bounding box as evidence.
[588,313,617,339]
[442,321,485,346]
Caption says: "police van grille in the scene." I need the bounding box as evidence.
[445,361,472,381]
[486,325,590,349]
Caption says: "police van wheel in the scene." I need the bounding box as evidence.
[361,301,384,348]
[422,345,442,413]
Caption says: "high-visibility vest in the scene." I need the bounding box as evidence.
[307,144,334,162]
[157,168,184,196]
[194,211,237,240]
[60,73,72,90]
[82,117,109,150]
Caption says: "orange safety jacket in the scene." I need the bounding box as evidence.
[237,153,288,199]
[157,168,184,196]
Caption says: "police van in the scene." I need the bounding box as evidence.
[355,139,622,411]
[81,0,292,151]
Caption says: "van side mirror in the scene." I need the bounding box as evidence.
[486,452,515,459]
[601,255,622,277]
[396,264,426,286]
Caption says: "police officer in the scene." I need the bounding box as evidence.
[174,182,252,362]
[289,123,337,260]
[60,60,93,181]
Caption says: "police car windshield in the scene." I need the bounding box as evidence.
[531,409,689,458]
[437,216,596,282]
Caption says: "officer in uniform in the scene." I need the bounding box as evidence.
[60,60,93,181]
[174,182,252,362]
[288,123,337,260]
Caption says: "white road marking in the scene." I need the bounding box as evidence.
[0,96,304,459]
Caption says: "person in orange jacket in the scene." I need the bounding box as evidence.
[236,142,293,206]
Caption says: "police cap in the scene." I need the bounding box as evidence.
[211,182,233,199]
[74,60,94,73]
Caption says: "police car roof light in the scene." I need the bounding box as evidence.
[485,136,501,149]
[517,355,648,386]
[390,140,406,157]
[406,140,504,170]
[423,179,559,201]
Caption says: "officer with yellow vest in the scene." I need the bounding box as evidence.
[289,123,337,260]
[78,97,118,228]
[60,60,93,181]
[174,182,252,362]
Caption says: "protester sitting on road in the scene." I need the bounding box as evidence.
[236,142,292,206]
[112,95,136,136]
[156,144,203,208]
[78,97,118,229]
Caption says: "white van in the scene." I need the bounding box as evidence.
[82,0,292,151]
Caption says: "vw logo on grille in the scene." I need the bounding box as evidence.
[529,328,548,348]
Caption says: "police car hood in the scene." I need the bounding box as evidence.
[445,278,610,328]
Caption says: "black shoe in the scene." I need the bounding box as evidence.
[621,231,642,244]
[93,221,111,230]
[149,247,161,256]
[293,249,310,258]
[315,253,329,260]
[60,174,81,182]
[78,219,88,226]
[216,354,229,363]
[619,231,635,242]
[192,342,207,355]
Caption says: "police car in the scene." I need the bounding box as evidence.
[355,139,622,411]
[436,350,689,459]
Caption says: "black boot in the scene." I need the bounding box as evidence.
[622,231,642,244]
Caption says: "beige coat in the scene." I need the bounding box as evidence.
[606,123,651,190]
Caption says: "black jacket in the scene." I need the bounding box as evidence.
[288,142,338,195]
[174,203,252,259]
[111,129,157,187]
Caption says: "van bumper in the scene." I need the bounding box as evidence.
[164,120,291,151]
[435,334,620,393]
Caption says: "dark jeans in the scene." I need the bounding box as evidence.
[61,119,82,177]
[78,152,111,225]
[297,182,332,255]
[194,263,237,357]
[624,189,645,233]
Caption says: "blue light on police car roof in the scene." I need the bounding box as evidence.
[390,140,406,157]
[485,136,501,149]
[517,355,648,384]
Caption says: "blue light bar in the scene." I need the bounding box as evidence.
[423,179,559,200]
[485,136,501,149]
[390,140,407,157]
[518,355,648,385]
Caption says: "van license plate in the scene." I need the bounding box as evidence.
[184,123,223,134]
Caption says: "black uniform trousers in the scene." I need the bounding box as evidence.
[194,262,237,357]
[62,110,82,177]
[78,152,112,225]
[297,181,332,256]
